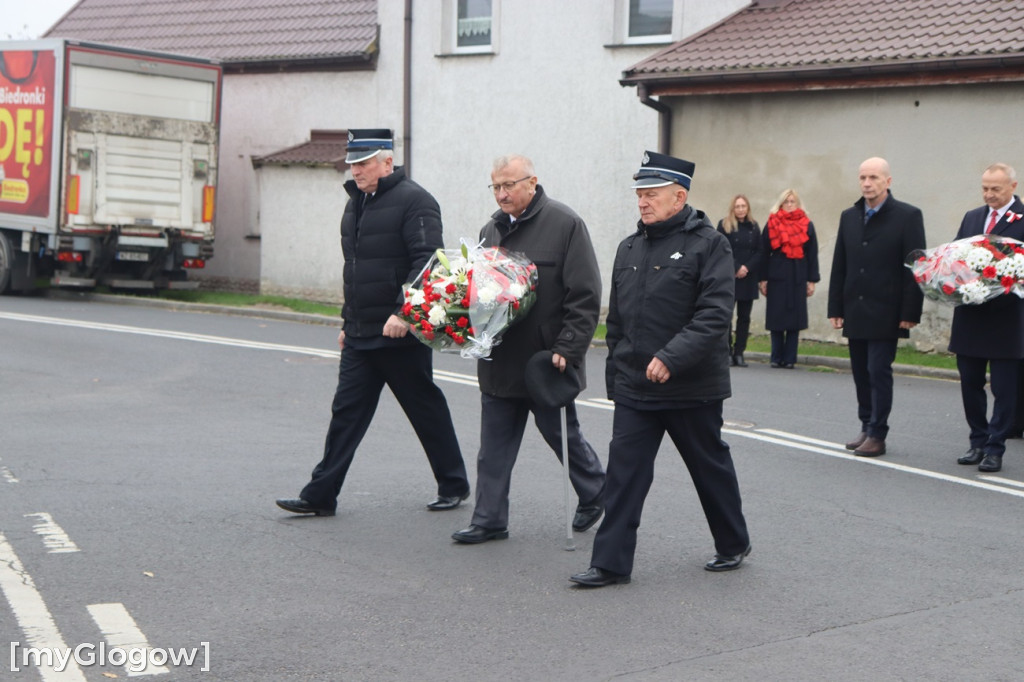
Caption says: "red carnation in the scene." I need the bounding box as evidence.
[457,316,469,328]
[445,283,457,294]
[942,283,956,295]
[983,265,998,279]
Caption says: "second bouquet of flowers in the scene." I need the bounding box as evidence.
[399,240,538,358]
[907,234,1024,305]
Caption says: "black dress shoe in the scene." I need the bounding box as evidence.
[730,354,739,367]
[572,503,604,532]
[704,545,751,572]
[770,362,781,368]
[734,354,748,367]
[569,566,631,587]
[978,454,1002,472]
[426,490,470,511]
[451,524,508,544]
[276,498,335,516]
[957,448,985,465]
[781,362,795,369]
[845,431,868,451]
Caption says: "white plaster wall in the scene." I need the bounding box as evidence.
[257,165,347,302]
[409,0,747,302]
[665,81,1024,350]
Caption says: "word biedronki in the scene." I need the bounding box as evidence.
[9,641,210,674]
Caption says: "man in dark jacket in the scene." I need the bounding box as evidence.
[452,154,606,544]
[950,163,1024,473]
[828,157,926,458]
[569,151,750,587]
[276,129,469,517]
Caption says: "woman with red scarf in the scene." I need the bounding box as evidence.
[758,189,820,367]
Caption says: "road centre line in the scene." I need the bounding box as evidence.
[6,311,1024,499]
[0,532,87,681]
[87,603,169,676]
[25,512,80,554]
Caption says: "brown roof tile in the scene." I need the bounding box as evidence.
[624,0,1024,85]
[252,130,350,171]
[45,0,377,65]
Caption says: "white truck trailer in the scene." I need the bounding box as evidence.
[0,39,221,293]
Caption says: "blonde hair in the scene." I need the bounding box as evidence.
[771,188,803,214]
[720,194,751,234]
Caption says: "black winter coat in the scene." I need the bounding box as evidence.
[340,168,443,343]
[827,193,925,339]
[717,218,761,302]
[606,205,733,405]
[477,186,602,398]
[760,218,819,331]
[948,195,1024,359]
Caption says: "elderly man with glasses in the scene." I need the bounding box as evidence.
[451,154,606,544]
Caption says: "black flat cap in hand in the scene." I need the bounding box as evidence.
[525,350,582,408]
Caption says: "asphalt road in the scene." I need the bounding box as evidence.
[2,295,1023,681]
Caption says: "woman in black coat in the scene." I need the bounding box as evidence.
[758,189,820,368]
[717,194,761,367]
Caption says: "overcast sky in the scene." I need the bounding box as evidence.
[4,0,80,40]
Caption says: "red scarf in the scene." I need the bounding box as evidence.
[768,208,810,259]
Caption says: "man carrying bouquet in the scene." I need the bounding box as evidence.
[950,163,1024,473]
[451,155,606,544]
[276,129,470,517]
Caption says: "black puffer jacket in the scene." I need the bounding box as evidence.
[606,205,733,404]
[477,186,602,398]
[340,167,442,341]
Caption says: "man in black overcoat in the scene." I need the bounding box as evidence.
[950,163,1024,473]
[828,157,926,457]
[276,129,470,517]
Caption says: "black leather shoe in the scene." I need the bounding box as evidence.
[734,354,748,367]
[276,498,335,516]
[704,545,751,572]
[957,448,985,465]
[978,454,1002,472]
[781,362,795,369]
[730,354,739,367]
[770,362,781,368]
[426,490,470,511]
[572,503,604,532]
[845,432,868,451]
[569,566,631,587]
[451,525,508,544]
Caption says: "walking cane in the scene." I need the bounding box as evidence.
[525,350,581,551]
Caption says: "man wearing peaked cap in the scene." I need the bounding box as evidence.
[276,128,470,518]
[570,151,751,587]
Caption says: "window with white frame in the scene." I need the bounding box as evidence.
[626,0,673,42]
[456,0,492,51]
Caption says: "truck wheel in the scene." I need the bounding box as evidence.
[0,231,13,295]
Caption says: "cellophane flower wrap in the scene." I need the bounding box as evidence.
[399,241,538,358]
[907,235,1024,305]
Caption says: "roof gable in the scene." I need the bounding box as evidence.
[45,0,378,69]
[623,0,1024,93]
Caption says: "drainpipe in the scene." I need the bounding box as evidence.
[403,0,413,177]
[637,83,671,154]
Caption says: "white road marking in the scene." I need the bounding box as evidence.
[0,532,87,681]
[87,603,169,676]
[25,513,81,554]
[6,310,1024,498]
[1,458,18,483]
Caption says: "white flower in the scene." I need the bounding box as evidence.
[959,279,989,304]
[408,288,426,305]
[964,247,994,271]
[476,281,502,305]
[427,304,447,326]
[509,282,527,299]
[996,256,1022,279]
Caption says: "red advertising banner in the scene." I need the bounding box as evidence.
[0,49,56,218]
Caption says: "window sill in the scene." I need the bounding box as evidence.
[435,50,497,58]
[604,40,674,49]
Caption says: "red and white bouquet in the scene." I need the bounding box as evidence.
[399,241,538,358]
[908,234,1024,305]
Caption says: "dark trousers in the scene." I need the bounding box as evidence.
[770,330,799,365]
[848,338,897,440]
[732,299,753,355]
[956,354,1019,457]
[300,343,469,511]
[470,393,605,529]
[589,402,749,577]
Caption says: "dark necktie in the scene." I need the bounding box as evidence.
[864,208,876,224]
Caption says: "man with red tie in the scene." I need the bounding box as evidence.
[951,163,1024,473]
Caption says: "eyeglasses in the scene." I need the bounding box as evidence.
[488,176,532,193]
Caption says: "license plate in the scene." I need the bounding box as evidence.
[116,251,149,262]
